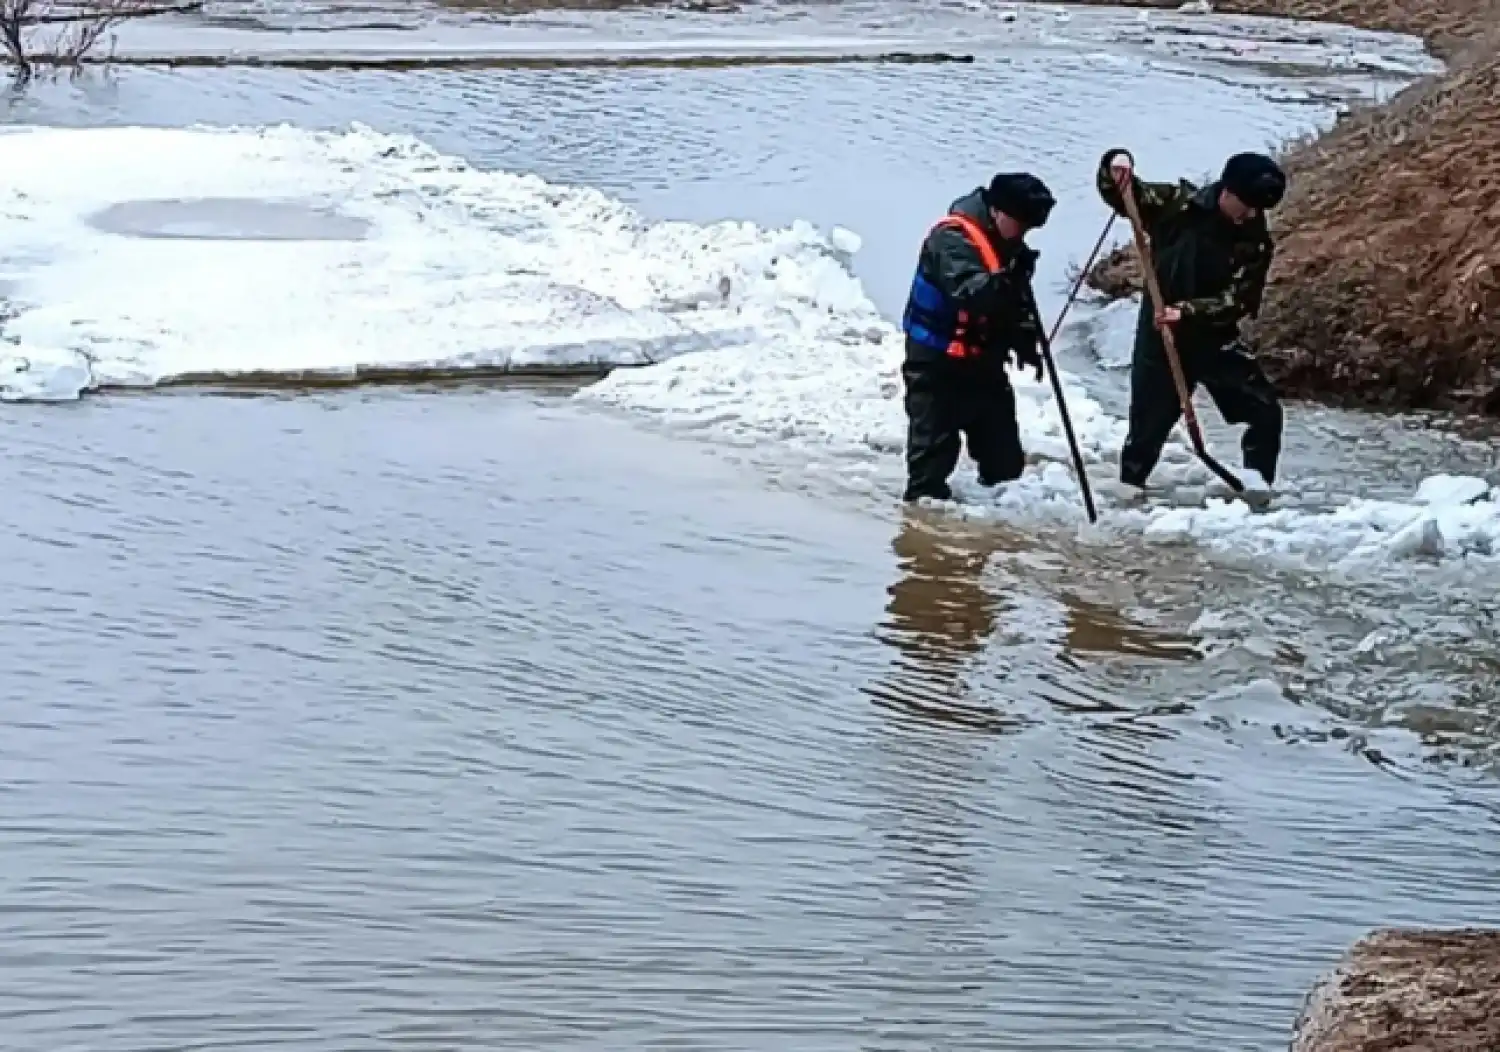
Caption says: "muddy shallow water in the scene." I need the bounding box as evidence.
[1,4,1498,1050]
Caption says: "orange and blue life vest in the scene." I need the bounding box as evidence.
[901,213,1004,360]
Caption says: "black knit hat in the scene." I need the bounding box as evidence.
[1221,152,1287,210]
[983,172,1056,228]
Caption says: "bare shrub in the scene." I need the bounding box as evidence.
[0,0,202,80]
[1082,244,1137,298]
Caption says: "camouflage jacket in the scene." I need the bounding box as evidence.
[1095,149,1275,345]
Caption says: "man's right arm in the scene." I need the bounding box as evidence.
[1094,148,1188,226]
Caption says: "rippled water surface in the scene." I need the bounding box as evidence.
[3,391,1498,1052]
[3,4,1499,1050]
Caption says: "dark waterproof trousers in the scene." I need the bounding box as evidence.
[1121,332,1283,488]
[902,348,1025,502]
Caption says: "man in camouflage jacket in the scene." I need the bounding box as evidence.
[1096,148,1289,490]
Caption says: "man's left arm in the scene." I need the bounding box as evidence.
[983,279,1043,379]
[1176,235,1275,328]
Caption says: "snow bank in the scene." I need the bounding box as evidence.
[0,124,875,399]
[0,346,94,403]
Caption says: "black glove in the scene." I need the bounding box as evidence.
[1011,314,1044,381]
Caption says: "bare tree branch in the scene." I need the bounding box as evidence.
[25,1,203,25]
[0,0,202,79]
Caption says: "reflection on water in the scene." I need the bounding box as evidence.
[882,514,1013,666]
[870,511,1203,735]
[1062,596,1200,665]
[868,512,1029,734]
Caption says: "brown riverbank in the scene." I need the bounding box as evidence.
[1290,928,1500,1051]
[1077,0,1500,416]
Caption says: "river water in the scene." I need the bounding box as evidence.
[2,2,1498,1050]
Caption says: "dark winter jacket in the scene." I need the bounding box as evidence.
[903,189,1039,366]
[1095,151,1275,357]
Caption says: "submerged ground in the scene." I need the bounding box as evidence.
[1,1,1498,1049]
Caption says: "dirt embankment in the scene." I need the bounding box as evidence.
[1290,928,1500,1052]
[1075,0,1500,416]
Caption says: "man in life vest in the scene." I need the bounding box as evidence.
[900,171,1057,503]
[1096,148,1288,491]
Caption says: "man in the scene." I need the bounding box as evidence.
[900,172,1056,503]
[1096,148,1288,491]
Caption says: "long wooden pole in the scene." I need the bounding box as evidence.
[1115,173,1245,494]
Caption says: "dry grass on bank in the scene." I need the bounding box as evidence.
[1080,0,1500,414]
[1254,38,1499,412]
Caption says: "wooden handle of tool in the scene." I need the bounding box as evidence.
[1115,172,1202,436]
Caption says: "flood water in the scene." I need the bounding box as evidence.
[2,2,1499,1050]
